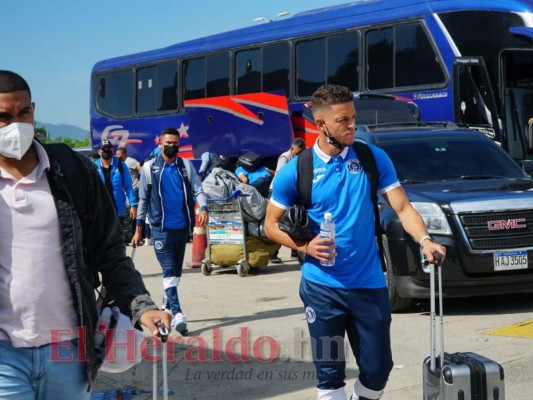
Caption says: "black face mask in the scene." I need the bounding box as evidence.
[101,150,113,160]
[324,125,345,150]
[163,145,179,158]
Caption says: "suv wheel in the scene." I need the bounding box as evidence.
[382,235,413,313]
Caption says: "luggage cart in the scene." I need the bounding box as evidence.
[201,191,250,277]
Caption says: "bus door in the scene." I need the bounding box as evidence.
[500,48,533,160]
[453,56,500,144]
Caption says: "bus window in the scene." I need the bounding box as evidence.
[137,66,156,114]
[297,33,359,97]
[263,43,290,95]
[367,23,445,90]
[157,61,178,112]
[327,33,359,91]
[296,38,326,97]
[501,50,533,158]
[206,52,230,97]
[367,28,393,90]
[439,10,527,98]
[183,57,205,100]
[235,43,290,96]
[395,24,445,86]
[138,62,178,114]
[236,48,261,94]
[95,70,134,118]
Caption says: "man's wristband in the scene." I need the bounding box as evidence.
[419,234,434,248]
[200,206,208,213]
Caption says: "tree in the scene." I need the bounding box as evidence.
[35,126,48,141]
[37,126,91,148]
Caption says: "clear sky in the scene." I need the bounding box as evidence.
[2,0,349,130]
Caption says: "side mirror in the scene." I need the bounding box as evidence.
[518,159,533,176]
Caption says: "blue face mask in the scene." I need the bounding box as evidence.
[0,122,35,160]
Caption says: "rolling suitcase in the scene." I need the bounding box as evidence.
[423,254,505,399]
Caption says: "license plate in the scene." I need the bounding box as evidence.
[494,251,528,271]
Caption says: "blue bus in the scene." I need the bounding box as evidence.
[90,0,533,163]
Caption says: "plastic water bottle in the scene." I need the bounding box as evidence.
[320,212,335,267]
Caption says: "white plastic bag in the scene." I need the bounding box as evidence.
[95,306,144,373]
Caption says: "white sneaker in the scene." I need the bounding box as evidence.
[171,312,187,334]
[145,238,153,246]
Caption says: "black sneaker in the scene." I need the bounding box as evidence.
[270,257,282,264]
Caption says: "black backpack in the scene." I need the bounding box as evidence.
[237,151,264,172]
[296,142,386,271]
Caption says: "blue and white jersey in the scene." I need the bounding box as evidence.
[271,141,400,289]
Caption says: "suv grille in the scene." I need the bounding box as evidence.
[460,210,533,250]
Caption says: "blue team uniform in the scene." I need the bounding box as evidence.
[270,140,400,398]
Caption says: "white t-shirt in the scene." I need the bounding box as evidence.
[125,156,141,189]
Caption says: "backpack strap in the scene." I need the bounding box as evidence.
[296,148,313,208]
[117,159,125,186]
[183,158,192,181]
[352,142,386,272]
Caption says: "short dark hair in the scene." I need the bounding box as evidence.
[291,137,306,149]
[0,70,31,98]
[161,127,179,137]
[311,84,353,115]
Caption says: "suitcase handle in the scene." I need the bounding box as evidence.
[154,322,170,400]
[157,322,169,343]
[430,252,444,372]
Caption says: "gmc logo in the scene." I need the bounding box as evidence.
[487,218,527,231]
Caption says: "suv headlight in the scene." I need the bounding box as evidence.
[411,202,452,235]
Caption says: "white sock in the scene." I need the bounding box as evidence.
[317,387,346,400]
[352,379,383,399]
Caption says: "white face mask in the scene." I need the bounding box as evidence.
[0,122,35,160]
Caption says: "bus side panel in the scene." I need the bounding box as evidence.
[91,114,194,162]
[184,92,293,158]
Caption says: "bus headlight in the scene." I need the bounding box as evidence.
[411,202,452,235]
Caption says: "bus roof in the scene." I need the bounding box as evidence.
[92,0,533,72]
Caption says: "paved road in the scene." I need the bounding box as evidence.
[93,243,533,399]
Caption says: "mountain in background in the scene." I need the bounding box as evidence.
[36,121,90,141]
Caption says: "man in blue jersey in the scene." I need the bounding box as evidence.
[94,140,138,236]
[235,155,274,198]
[198,151,219,181]
[132,127,208,334]
[265,84,445,400]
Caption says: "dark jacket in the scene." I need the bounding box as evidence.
[44,144,157,384]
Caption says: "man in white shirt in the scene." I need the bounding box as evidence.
[0,70,172,400]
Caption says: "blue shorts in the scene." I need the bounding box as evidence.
[299,278,393,391]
